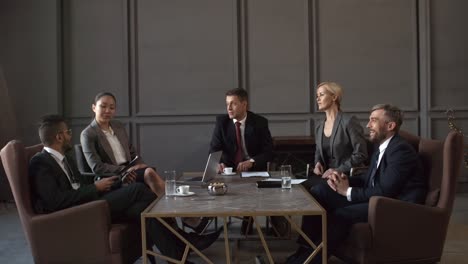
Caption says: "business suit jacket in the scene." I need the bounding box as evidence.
[29,150,99,214]
[80,119,140,175]
[299,133,428,256]
[349,133,427,204]
[315,112,368,174]
[209,111,273,171]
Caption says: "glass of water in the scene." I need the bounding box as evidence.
[164,170,176,198]
[280,165,292,189]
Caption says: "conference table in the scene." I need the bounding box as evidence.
[140,174,327,264]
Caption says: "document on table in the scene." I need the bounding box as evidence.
[240,171,270,178]
[263,178,307,185]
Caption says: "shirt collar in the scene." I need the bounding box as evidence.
[101,125,115,135]
[233,114,247,125]
[379,135,394,153]
[43,146,65,162]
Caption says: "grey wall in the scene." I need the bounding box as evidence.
[1,0,467,182]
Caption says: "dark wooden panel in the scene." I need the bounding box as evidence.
[136,0,237,116]
[246,0,310,113]
[63,0,129,118]
[316,0,418,112]
[429,0,468,110]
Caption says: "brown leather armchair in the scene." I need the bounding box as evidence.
[335,130,464,263]
[1,140,142,264]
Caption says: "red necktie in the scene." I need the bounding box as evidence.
[234,121,244,166]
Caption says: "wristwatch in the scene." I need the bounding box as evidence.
[249,158,255,164]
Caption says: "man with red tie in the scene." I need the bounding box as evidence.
[209,88,273,173]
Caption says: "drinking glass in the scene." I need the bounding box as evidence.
[164,170,176,198]
[280,165,292,189]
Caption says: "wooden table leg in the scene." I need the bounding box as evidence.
[223,216,231,264]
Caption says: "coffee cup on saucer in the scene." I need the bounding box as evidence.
[176,185,190,195]
[223,167,233,174]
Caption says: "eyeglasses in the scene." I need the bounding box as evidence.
[58,129,72,136]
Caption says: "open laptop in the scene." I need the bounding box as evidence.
[178,151,222,186]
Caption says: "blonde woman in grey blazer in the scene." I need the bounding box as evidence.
[313,82,368,179]
[80,92,165,196]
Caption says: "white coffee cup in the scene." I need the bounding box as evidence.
[176,185,190,194]
[223,167,233,174]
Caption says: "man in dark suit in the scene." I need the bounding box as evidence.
[210,88,273,173]
[286,104,427,263]
[29,115,219,263]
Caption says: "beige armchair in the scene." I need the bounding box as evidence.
[335,130,464,263]
[1,140,142,264]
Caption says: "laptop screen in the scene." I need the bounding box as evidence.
[202,151,222,182]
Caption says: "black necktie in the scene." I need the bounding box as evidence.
[63,157,78,187]
[368,150,380,187]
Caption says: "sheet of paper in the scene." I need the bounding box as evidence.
[241,171,270,178]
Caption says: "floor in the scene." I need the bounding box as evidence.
[1,194,467,264]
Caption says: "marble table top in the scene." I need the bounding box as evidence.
[143,174,324,218]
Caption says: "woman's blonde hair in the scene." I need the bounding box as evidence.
[316,82,343,110]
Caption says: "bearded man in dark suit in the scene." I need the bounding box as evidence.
[29,115,219,263]
[286,104,427,264]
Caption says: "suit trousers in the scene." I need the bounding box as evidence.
[299,183,369,257]
[100,183,185,259]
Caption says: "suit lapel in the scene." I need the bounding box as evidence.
[244,114,254,155]
[366,135,397,186]
[329,112,342,158]
[91,119,118,165]
[42,150,72,189]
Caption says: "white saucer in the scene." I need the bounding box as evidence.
[174,191,195,197]
[221,172,236,176]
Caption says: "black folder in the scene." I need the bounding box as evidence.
[256,180,281,188]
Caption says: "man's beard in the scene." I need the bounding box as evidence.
[370,130,386,144]
[63,142,73,153]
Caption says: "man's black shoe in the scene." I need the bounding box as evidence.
[184,228,222,251]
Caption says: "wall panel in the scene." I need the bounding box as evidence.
[136,122,215,173]
[429,0,468,110]
[269,119,311,137]
[246,0,310,113]
[63,0,129,118]
[316,0,418,112]
[136,0,237,116]
[4,0,468,191]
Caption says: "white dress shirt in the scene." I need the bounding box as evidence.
[102,126,127,165]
